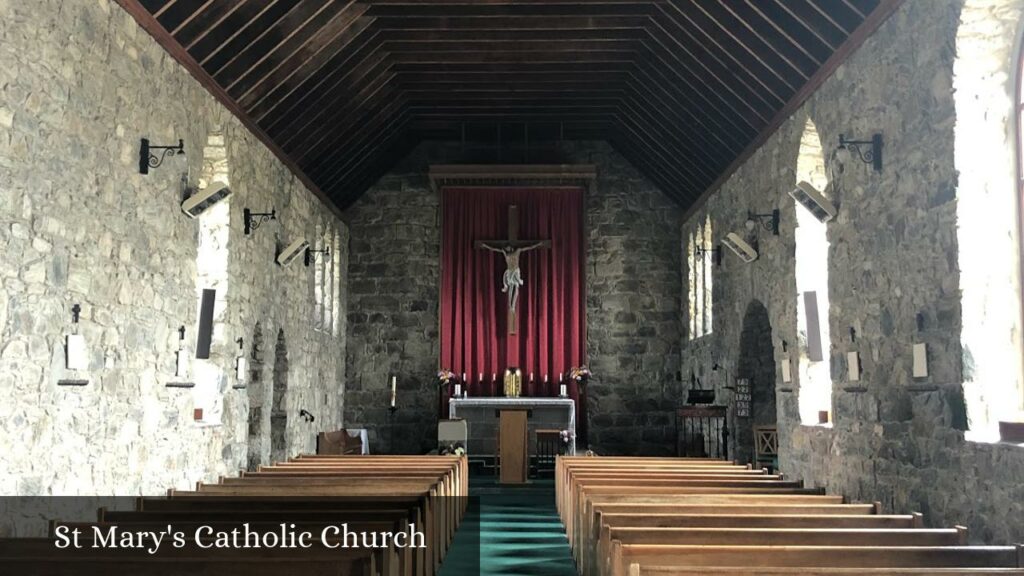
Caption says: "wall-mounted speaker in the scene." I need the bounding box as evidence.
[196,289,215,359]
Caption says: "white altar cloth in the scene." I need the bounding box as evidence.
[449,397,576,456]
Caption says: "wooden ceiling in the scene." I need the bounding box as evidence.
[120,0,901,212]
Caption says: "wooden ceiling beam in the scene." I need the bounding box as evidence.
[168,0,215,37]
[215,0,351,89]
[769,0,845,51]
[177,0,250,50]
[640,19,775,125]
[685,0,902,221]
[254,29,386,125]
[200,0,301,70]
[278,67,399,154]
[232,1,372,100]
[240,13,376,111]
[650,6,788,108]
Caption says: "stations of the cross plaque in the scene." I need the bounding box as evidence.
[475,205,550,335]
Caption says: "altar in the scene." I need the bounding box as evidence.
[449,397,576,456]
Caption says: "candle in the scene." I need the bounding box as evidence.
[478,372,484,383]
[461,372,466,383]
[390,375,397,408]
[544,374,549,383]
[529,372,534,382]
[559,372,563,382]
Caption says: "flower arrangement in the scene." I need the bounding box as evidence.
[569,366,592,382]
[437,369,459,387]
[559,429,575,445]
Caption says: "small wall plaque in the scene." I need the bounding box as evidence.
[66,334,88,371]
[57,379,89,387]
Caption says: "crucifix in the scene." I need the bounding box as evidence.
[475,205,550,334]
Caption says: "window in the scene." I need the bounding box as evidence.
[688,215,713,339]
[192,130,231,424]
[314,223,337,334]
[794,118,833,426]
[954,3,1024,440]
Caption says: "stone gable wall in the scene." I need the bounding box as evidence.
[344,141,682,455]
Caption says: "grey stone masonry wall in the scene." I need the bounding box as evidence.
[0,0,347,500]
[681,0,1024,545]
[344,141,682,455]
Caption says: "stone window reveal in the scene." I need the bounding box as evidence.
[687,214,713,340]
[794,118,833,426]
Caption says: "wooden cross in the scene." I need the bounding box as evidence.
[475,205,550,334]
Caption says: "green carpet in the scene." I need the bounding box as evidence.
[438,475,578,576]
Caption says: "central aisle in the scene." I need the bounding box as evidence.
[438,475,578,576]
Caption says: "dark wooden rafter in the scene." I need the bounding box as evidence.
[118,0,898,212]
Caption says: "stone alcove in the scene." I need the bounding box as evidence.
[734,300,777,466]
[270,328,289,464]
[246,322,267,471]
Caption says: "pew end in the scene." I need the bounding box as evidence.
[912,512,924,527]
[873,501,882,514]
[957,525,969,545]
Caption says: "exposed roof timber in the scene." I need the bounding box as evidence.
[683,0,903,222]
[117,0,900,213]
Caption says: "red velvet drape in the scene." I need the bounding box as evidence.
[439,186,587,420]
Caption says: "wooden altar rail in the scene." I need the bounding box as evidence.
[556,456,1024,576]
[0,455,467,576]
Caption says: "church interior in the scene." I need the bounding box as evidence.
[2,0,1024,574]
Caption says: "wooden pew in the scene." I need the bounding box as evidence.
[630,567,1024,576]
[0,455,466,576]
[559,456,1024,576]
[608,544,1024,576]
[0,537,382,576]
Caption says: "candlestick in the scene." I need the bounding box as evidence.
[390,375,397,408]
[560,383,567,397]
[454,383,462,397]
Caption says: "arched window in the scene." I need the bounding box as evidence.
[794,118,833,426]
[192,129,232,424]
[955,2,1024,441]
[313,221,338,334]
[687,216,713,339]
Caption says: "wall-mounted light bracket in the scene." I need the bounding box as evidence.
[838,133,882,172]
[178,326,186,341]
[304,246,330,267]
[694,245,722,266]
[71,304,81,325]
[140,138,185,174]
[746,209,780,235]
[299,409,315,423]
[244,208,276,235]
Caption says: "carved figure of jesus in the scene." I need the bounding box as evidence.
[481,241,545,312]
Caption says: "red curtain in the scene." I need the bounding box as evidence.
[439,186,587,417]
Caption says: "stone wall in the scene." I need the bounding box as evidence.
[344,141,682,455]
[681,0,1024,545]
[0,0,347,500]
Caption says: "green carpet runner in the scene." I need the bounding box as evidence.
[438,476,578,576]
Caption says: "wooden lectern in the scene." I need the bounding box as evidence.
[498,409,529,484]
